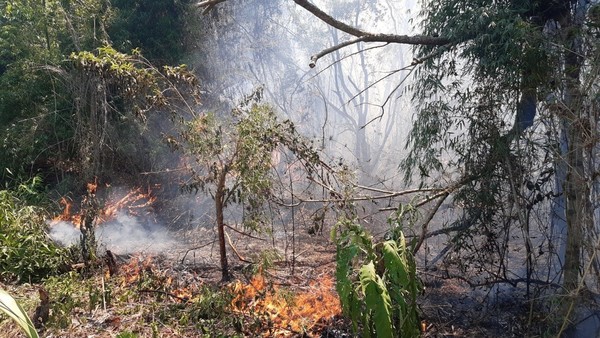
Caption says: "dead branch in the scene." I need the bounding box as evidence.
[224,223,267,241]
[419,270,562,289]
[292,0,450,66]
[180,240,219,264]
[195,0,451,67]
[413,193,449,254]
[224,229,253,264]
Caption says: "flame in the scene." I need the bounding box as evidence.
[99,187,157,223]
[231,273,341,336]
[120,255,154,285]
[53,197,82,226]
[51,184,157,226]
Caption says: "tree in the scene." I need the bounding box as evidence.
[0,0,193,186]
[174,90,324,281]
[199,0,600,320]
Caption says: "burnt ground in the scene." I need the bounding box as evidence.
[166,225,544,337]
[38,205,563,338]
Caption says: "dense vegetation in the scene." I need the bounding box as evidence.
[2,0,600,337]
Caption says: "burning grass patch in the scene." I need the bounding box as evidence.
[1,253,345,337]
[230,271,341,337]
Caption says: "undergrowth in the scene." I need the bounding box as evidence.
[332,217,421,338]
[0,176,74,283]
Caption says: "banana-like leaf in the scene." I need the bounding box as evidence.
[0,288,39,338]
[359,262,393,338]
[335,242,358,315]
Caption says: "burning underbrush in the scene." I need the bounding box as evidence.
[48,183,181,255]
[230,271,342,336]
[0,251,344,337]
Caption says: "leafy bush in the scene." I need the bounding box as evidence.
[0,177,73,283]
[332,218,421,338]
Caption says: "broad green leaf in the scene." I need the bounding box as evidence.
[359,262,393,338]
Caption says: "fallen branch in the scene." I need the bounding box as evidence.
[180,239,219,264]
[224,223,267,241]
[224,229,253,264]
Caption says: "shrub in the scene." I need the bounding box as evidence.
[0,177,73,283]
[332,218,421,338]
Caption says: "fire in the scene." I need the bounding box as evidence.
[54,197,82,225]
[120,255,154,285]
[51,184,157,226]
[231,273,341,336]
[99,187,157,222]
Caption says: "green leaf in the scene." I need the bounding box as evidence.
[0,289,39,338]
[359,262,393,338]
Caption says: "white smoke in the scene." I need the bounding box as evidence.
[49,212,181,255]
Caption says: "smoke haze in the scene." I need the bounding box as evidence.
[49,212,180,255]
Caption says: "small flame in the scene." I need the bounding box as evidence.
[51,184,157,227]
[120,255,154,285]
[231,273,341,336]
[52,197,81,226]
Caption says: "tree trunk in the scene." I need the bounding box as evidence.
[560,0,588,296]
[215,167,230,282]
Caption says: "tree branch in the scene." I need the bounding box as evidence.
[293,0,368,37]
[293,0,451,67]
[196,0,226,14]
[198,0,452,67]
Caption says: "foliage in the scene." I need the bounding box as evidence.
[400,0,600,295]
[0,0,111,180]
[42,272,88,329]
[0,177,73,283]
[108,0,192,65]
[0,0,194,186]
[181,96,319,226]
[175,89,324,280]
[68,44,199,180]
[332,218,421,338]
[0,288,39,338]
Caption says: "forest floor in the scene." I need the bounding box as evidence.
[1,221,553,338]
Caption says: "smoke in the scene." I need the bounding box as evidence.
[49,212,181,255]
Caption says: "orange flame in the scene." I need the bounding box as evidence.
[52,197,82,226]
[120,255,154,285]
[231,273,341,336]
[51,184,157,226]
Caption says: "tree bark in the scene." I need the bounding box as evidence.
[560,0,588,296]
[215,166,230,282]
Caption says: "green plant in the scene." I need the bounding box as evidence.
[177,91,324,281]
[0,288,39,338]
[0,177,73,283]
[43,272,87,329]
[332,218,421,338]
[116,332,139,338]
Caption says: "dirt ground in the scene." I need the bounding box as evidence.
[168,224,540,337]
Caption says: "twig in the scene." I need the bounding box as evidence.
[413,193,449,254]
[419,270,562,289]
[101,276,106,311]
[224,230,253,264]
[180,240,218,264]
[224,223,267,241]
[138,289,189,303]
